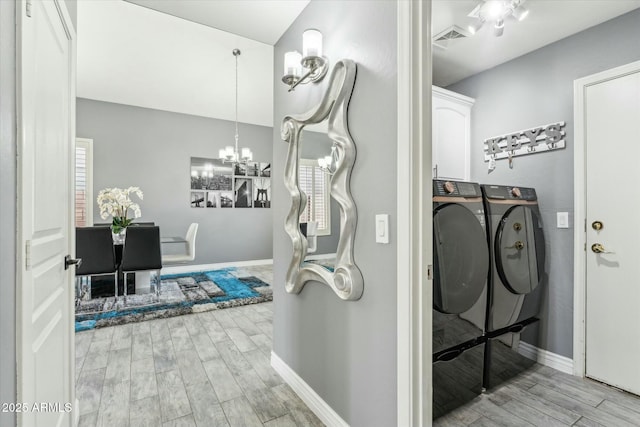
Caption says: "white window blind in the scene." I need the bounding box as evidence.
[299,159,331,235]
[75,139,93,227]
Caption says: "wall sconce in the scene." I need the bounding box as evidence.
[282,29,329,92]
[317,144,337,175]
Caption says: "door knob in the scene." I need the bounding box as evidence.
[592,221,603,231]
[506,241,525,250]
[591,243,614,254]
[65,255,82,270]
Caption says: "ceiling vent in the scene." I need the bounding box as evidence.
[433,25,470,50]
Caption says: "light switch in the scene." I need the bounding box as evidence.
[375,214,389,244]
[557,212,569,229]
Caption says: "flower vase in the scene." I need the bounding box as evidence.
[112,227,127,245]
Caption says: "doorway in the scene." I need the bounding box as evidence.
[574,59,640,395]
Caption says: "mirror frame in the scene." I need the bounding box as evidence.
[281,59,363,300]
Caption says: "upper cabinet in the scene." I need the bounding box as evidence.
[432,86,475,182]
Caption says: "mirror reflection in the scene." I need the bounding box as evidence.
[299,128,340,271]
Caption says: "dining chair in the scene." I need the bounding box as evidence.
[161,223,199,264]
[302,221,318,254]
[120,226,163,296]
[75,226,119,299]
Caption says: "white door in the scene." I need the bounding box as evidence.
[584,64,640,395]
[17,1,76,426]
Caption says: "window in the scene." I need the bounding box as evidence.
[75,138,93,227]
[299,159,331,236]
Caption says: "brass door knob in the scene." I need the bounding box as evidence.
[591,243,605,253]
[592,221,603,231]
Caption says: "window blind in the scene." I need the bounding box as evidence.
[299,160,329,233]
[75,139,93,227]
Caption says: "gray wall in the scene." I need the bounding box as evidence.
[448,8,640,358]
[77,98,274,265]
[0,1,17,425]
[273,1,398,426]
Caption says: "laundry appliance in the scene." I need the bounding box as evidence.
[432,179,489,419]
[481,184,546,390]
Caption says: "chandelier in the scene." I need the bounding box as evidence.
[219,49,253,164]
[468,0,530,37]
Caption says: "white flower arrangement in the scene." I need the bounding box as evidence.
[97,186,144,233]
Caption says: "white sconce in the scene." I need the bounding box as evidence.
[318,145,337,175]
[282,29,329,92]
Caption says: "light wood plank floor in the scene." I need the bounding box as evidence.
[77,264,640,426]
[76,298,324,427]
[436,363,640,426]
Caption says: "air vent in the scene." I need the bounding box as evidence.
[433,25,470,50]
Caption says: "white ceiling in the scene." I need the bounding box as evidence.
[124,0,310,45]
[77,1,285,128]
[77,1,640,128]
[432,0,640,87]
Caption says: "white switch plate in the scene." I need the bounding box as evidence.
[375,214,389,244]
[557,212,569,228]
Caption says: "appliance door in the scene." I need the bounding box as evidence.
[433,203,489,314]
[495,205,545,295]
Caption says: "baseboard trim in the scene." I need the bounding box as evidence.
[518,341,574,375]
[271,351,349,427]
[161,258,273,275]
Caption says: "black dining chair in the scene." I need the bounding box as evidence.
[120,226,163,296]
[75,227,119,299]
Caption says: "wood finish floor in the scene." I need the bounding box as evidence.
[435,363,640,427]
[76,264,640,426]
[75,283,324,427]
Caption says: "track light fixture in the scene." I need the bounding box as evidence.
[467,0,529,37]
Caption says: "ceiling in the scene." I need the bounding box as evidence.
[77,1,285,128]
[125,0,310,45]
[432,0,640,87]
[77,1,640,128]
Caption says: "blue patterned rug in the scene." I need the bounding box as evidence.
[75,268,271,332]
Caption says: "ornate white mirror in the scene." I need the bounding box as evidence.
[281,59,363,300]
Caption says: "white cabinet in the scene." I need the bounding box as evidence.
[432,86,474,181]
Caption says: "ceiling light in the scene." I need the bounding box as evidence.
[493,19,505,37]
[467,0,529,37]
[512,5,529,21]
[219,49,253,165]
[485,1,505,20]
[468,19,485,35]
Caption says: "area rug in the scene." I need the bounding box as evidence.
[75,267,272,332]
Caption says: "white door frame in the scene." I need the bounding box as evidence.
[397,1,432,425]
[572,59,640,377]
